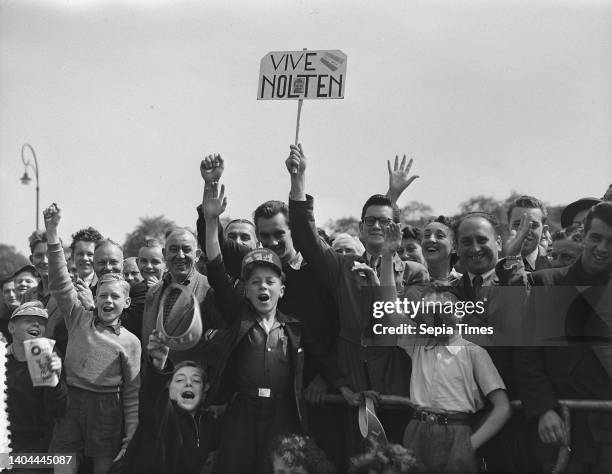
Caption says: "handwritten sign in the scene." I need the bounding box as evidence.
[258,50,347,100]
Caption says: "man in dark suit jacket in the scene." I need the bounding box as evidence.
[516,202,612,473]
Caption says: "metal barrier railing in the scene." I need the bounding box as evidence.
[321,395,612,474]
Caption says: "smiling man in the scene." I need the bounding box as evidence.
[517,201,612,473]
[454,212,504,296]
[69,227,103,289]
[141,228,210,361]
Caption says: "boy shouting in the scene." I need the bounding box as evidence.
[43,203,140,474]
[202,183,350,473]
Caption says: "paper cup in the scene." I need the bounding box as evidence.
[23,338,59,387]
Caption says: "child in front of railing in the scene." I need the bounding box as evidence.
[376,225,512,473]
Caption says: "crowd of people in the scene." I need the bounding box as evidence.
[1,147,611,474]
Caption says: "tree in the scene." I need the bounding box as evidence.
[0,244,29,281]
[458,195,505,222]
[123,216,176,257]
[324,217,360,237]
[400,201,434,226]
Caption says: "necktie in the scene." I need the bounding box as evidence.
[369,256,381,275]
[470,275,483,303]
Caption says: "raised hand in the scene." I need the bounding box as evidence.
[202,182,227,221]
[285,143,307,176]
[74,279,95,310]
[505,212,530,256]
[200,153,225,183]
[387,155,419,203]
[143,274,160,287]
[147,330,170,371]
[352,261,381,287]
[43,203,61,231]
[42,203,61,244]
[382,222,402,255]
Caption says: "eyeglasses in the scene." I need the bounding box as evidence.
[362,216,393,227]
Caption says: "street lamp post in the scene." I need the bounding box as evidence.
[20,143,40,230]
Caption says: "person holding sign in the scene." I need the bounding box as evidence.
[287,144,418,443]
[6,301,68,454]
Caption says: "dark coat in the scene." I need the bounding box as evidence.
[120,359,218,474]
[515,260,612,462]
[203,255,347,428]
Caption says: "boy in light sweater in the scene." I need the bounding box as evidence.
[43,203,141,474]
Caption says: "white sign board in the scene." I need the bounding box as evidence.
[258,50,347,100]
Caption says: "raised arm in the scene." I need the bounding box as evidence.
[287,144,343,289]
[385,154,419,206]
[198,153,226,254]
[43,204,79,322]
[504,212,531,257]
[202,180,241,325]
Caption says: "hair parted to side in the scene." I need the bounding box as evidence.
[507,195,548,224]
[584,201,612,234]
[70,227,103,252]
[253,201,289,229]
[360,194,394,221]
[97,273,130,297]
[28,230,48,254]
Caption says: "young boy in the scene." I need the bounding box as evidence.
[13,265,40,302]
[6,301,68,454]
[43,203,141,474]
[120,332,218,474]
[396,289,511,473]
[201,183,350,474]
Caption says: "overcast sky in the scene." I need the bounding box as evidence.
[1,0,611,256]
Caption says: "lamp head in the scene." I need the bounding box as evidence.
[20,170,31,185]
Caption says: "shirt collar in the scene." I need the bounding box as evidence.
[286,252,304,270]
[445,333,465,355]
[165,267,196,286]
[83,272,96,287]
[426,334,465,355]
[94,312,122,335]
[468,267,496,286]
[256,317,283,332]
[523,248,539,271]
